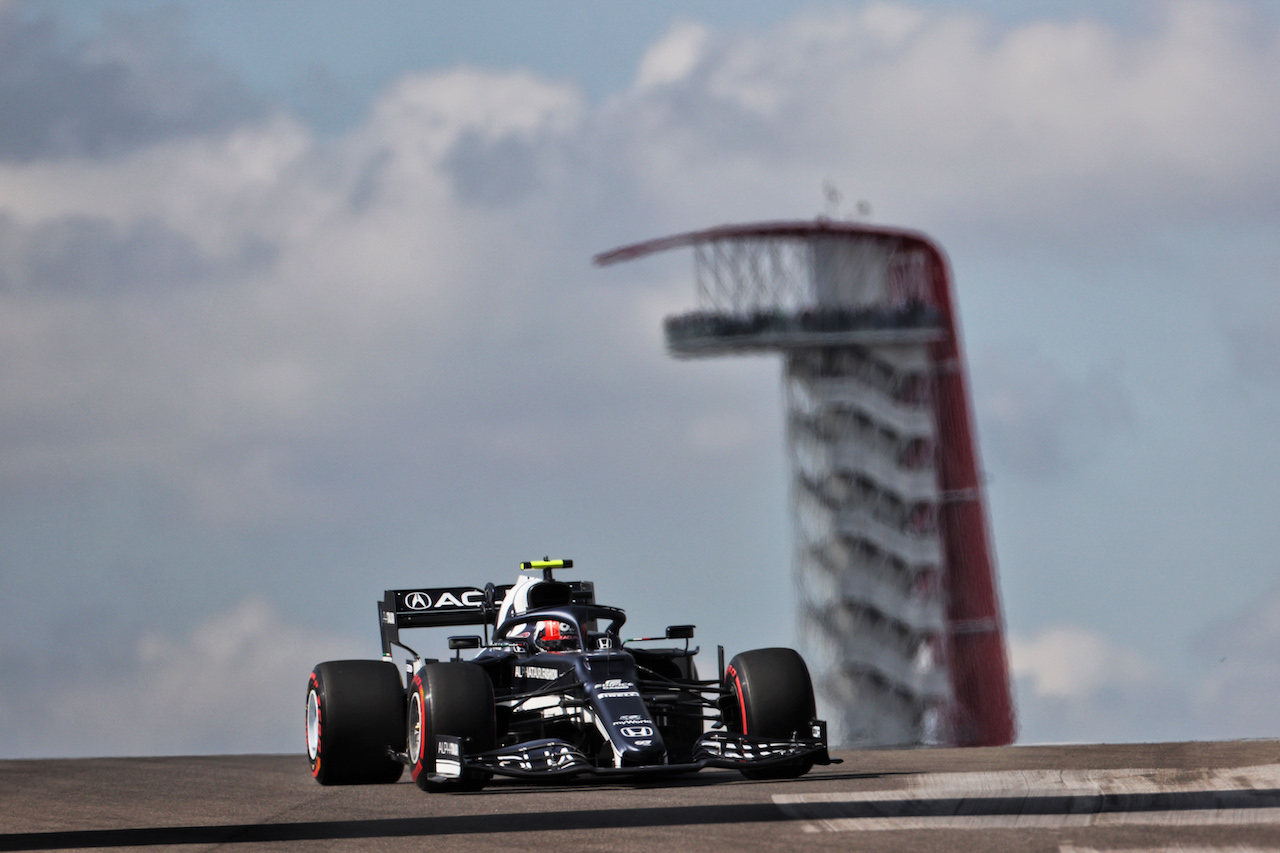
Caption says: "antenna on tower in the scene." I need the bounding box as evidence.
[822,180,842,218]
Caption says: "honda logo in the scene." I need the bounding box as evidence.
[620,726,653,738]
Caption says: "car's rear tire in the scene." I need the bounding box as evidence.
[722,647,817,780]
[408,662,496,792]
[306,660,405,785]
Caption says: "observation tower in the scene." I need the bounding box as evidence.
[596,220,1015,747]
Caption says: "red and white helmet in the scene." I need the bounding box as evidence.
[533,620,578,652]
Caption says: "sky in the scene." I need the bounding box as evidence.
[1,0,1279,757]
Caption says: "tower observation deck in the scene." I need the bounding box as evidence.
[596,220,1015,747]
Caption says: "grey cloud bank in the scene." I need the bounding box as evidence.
[2,1,1279,756]
[0,5,262,162]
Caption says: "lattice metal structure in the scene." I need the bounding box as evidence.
[596,220,1015,747]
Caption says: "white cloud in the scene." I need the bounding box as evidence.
[636,21,709,90]
[0,599,364,757]
[1009,624,1186,743]
[610,1,1280,237]
[1,7,1273,516]
[1011,588,1280,743]
[1011,625,1154,699]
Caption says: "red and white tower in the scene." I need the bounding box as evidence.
[597,221,1015,747]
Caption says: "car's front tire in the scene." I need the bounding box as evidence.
[408,662,496,792]
[722,647,817,780]
[306,660,405,785]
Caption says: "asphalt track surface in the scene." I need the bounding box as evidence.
[4,740,1280,852]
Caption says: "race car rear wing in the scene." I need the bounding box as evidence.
[378,581,595,656]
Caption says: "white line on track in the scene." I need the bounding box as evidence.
[774,765,1280,832]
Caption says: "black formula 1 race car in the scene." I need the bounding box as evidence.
[305,560,837,790]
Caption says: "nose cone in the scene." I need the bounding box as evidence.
[587,677,668,766]
[612,722,667,766]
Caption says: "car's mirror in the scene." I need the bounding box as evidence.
[665,624,695,640]
[449,635,482,650]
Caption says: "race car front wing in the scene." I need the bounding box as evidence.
[425,720,839,783]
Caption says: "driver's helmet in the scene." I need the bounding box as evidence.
[533,620,579,652]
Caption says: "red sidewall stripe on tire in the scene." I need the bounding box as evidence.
[726,665,748,735]
[409,677,426,782]
[308,674,322,778]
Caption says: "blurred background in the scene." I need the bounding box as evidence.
[2,0,1279,756]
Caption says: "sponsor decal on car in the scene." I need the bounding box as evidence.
[515,665,559,681]
[598,679,641,697]
[435,735,463,779]
[400,588,486,611]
